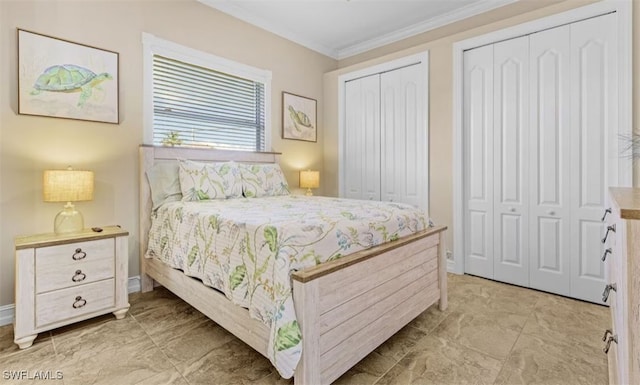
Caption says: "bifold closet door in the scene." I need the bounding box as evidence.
[528,25,572,296]
[344,75,380,201]
[462,12,618,303]
[463,36,535,287]
[569,13,617,302]
[492,36,530,287]
[463,44,494,278]
[380,64,427,210]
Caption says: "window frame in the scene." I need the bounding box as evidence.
[142,32,272,151]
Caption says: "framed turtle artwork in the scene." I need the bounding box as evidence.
[18,29,119,124]
[282,92,316,142]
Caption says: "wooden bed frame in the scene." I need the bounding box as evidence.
[138,144,447,384]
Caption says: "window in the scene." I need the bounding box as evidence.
[143,33,271,151]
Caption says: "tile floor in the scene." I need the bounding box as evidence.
[0,274,610,385]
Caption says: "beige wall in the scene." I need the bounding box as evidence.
[0,0,337,307]
[323,0,629,256]
[2,0,637,307]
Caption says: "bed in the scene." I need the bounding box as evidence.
[138,144,447,384]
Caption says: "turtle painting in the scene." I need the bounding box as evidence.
[288,105,314,132]
[30,64,112,107]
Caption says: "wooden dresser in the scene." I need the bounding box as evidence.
[13,226,129,349]
[603,188,640,384]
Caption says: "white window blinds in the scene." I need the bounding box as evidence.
[152,55,266,151]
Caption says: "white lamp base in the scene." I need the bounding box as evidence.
[54,202,84,234]
[305,188,313,196]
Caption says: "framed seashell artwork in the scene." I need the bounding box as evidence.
[17,29,119,124]
[282,91,317,142]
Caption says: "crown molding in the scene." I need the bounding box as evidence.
[335,0,519,59]
[198,0,518,60]
[198,0,339,58]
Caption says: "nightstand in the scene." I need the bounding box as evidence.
[13,226,130,349]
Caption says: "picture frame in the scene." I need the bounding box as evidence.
[18,29,119,124]
[282,92,317,142]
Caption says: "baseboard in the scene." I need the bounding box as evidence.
[0,276,142,327]
[0,304,15,327]
[128,275,141,294]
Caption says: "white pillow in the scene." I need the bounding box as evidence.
[179,159,242,201]
[239,163,290,197]
[146,161,182,210]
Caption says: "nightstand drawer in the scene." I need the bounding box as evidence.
[36,238,113,270]
[35,279,115,327]
[36,257,114,293]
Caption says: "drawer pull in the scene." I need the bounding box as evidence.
[602,208,612,222]
[602,283,617,303]
[72,296,87,309]
[601,224,616,244]
[602,248,612,262]
[72,270,87,282]
[72,248,87,261]
[604,334,618,354]
[602,329,613,341]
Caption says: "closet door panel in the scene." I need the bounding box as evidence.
[529,25,571,296]
[380,63,426,209]
[463,45,494,278]
[570,13,616,303]
[493,36,529,286]
[344,75,380,201]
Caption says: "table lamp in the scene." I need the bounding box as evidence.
[43,167,94,234]
[300,170,319,196]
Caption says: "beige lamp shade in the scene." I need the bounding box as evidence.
[300,170,319,196]
[43,168,94,234]
[43,169,94,202]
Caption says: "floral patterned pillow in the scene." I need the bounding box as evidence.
[179,159,242,201]
[239,163,290,197]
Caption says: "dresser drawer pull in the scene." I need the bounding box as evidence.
[601,224,616,244]
[71,270,87,282]
[604,334,618,354]
[602,329,612,341]
[601,208,612,222]
[602,283,617,303]
[602,248,612,262]
[72,296,87,309]
[72,248,87,261]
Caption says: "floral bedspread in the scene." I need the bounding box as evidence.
[146,195,428,378]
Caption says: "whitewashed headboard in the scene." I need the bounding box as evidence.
[138,144,281,291]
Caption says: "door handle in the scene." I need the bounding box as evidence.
[602,248,612,262]
[602,208,612,222]
[509,207,516,213]
[603,334,618,354]
[601,224,616,244]
[602,283,617,303]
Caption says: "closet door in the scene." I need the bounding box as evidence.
[493,36,530,287]
[344,75,381,201]
[463,45,494,278]
[380,64,427,210]
[528,25,571,296]
[570,13,617,303]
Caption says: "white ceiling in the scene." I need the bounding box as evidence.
[199,0,518,59]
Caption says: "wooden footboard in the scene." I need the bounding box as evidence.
[291,226,447,385]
